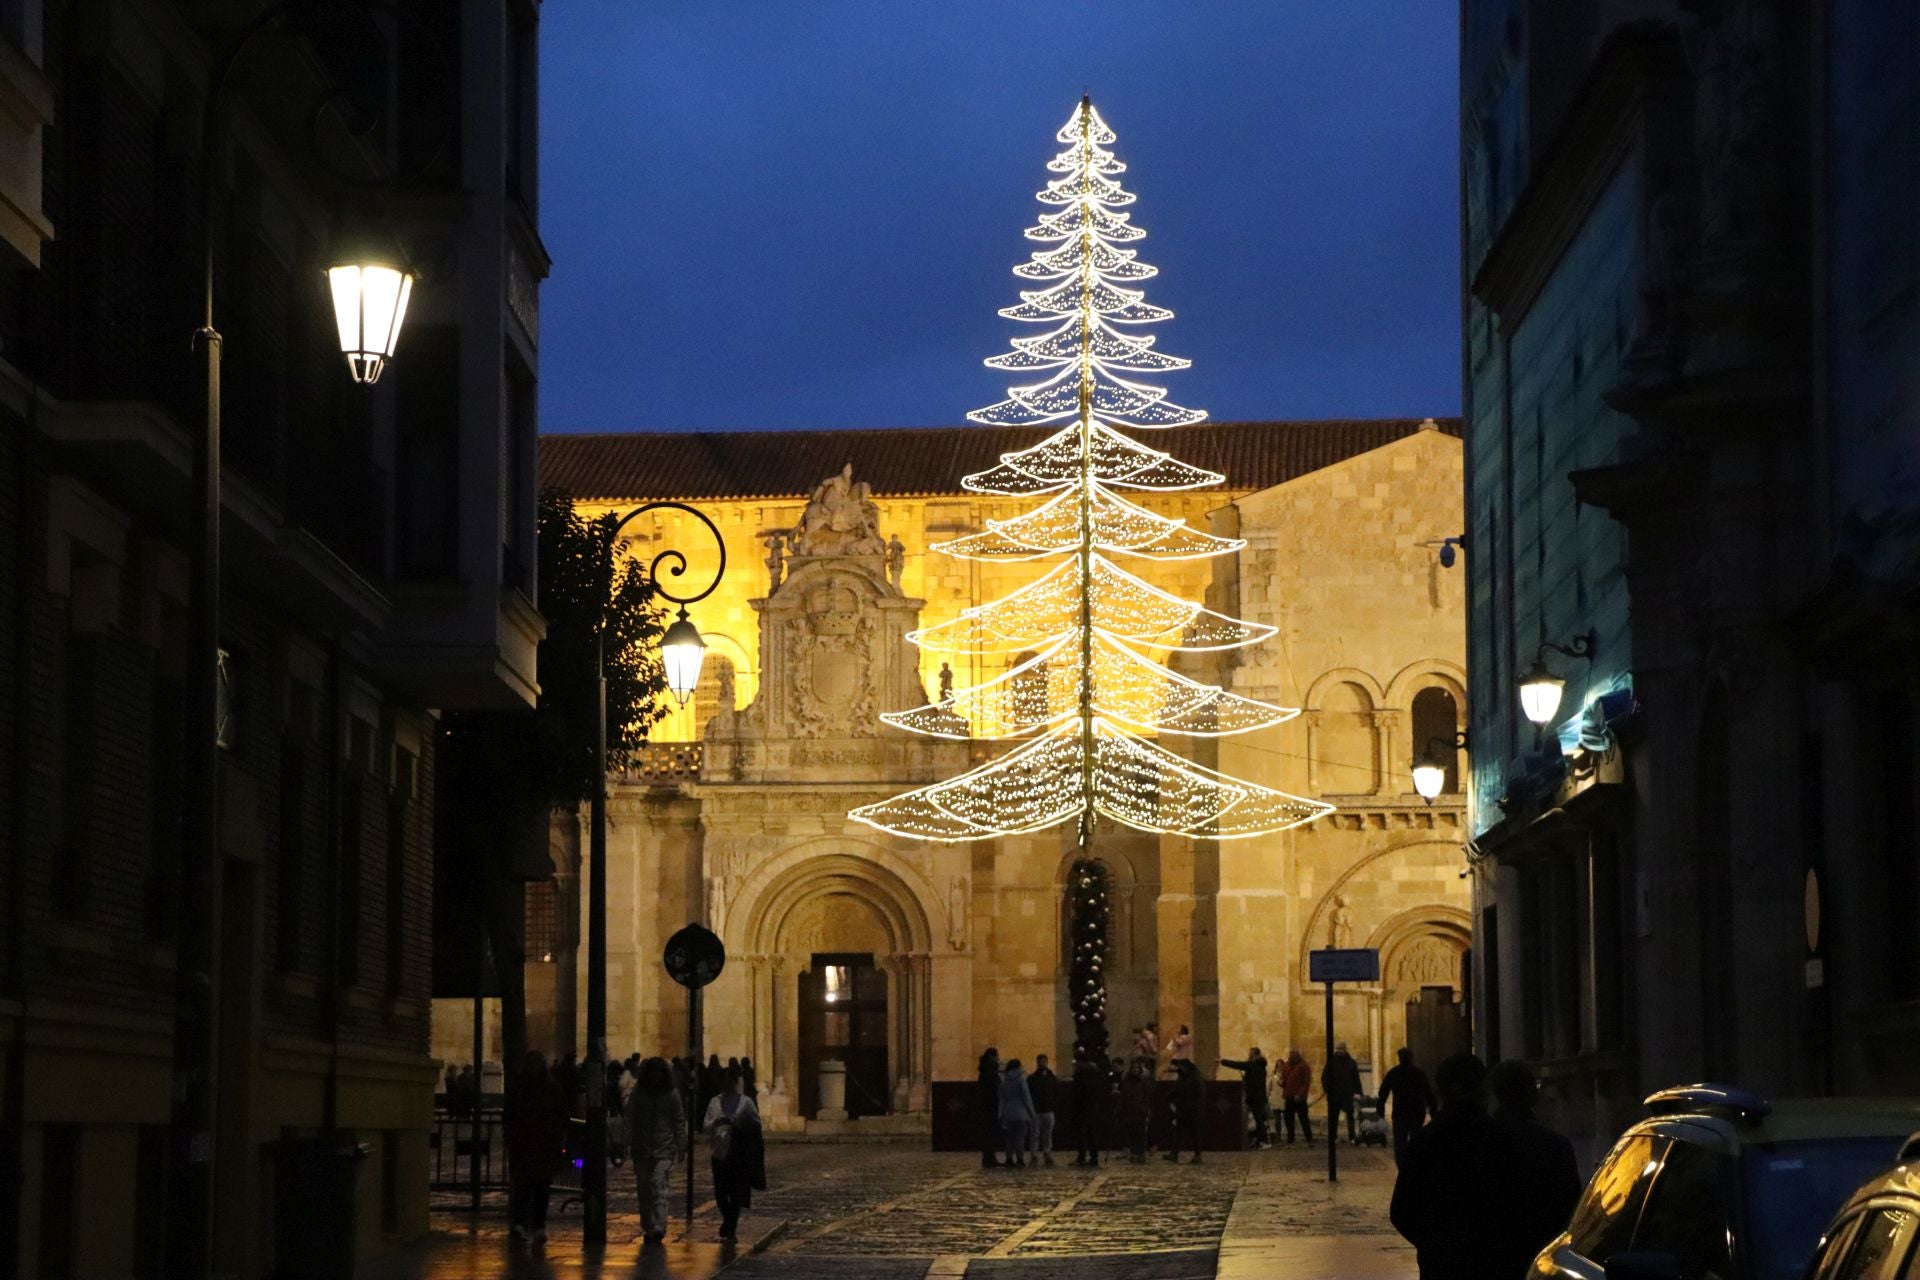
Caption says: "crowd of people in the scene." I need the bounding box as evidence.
[446,1049,767,1247]
[977,1025,1383,1168]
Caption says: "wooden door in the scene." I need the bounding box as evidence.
[798,954,890,1118]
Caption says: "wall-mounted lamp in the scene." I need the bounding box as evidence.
[1519,632,1596,727]
[1412,731,1470,803]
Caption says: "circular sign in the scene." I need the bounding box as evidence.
[664,923,726,990]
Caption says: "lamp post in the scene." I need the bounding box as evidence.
[171,8,429,1276]
[584,502,725,1247]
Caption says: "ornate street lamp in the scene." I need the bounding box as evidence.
[585,501,725,1246]
[172,7,448,1276]
[1518,632,1595,729]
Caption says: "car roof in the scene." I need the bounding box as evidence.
[1629,1099,1920,1152]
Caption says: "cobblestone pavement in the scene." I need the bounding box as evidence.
[375,1140,1414,1279]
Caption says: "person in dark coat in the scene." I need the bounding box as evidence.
[1389,1053,1504,1280]
[976,1047,1002,1167]
[1070,1050,1109,1166]
[1489,1059,1583,1278]
[699,1053,723,1117]
[1218,1047,1271,1148]
[1027,1054,1060,1165]
[1119,1060,1153,1163]
[1322,1041,1364,1143]
[1162,1058,1205,1164]
[702,1067,761,1242]
[504,1051,571,1243]
[1377,1046,1439,1165]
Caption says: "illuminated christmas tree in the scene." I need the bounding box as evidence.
[851,97,1332,850]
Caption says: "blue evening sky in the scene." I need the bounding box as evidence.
[538,2,1459,433]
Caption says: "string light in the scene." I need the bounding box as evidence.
[850,96,1332,844]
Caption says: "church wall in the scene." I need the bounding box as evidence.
[1209,426,1470,1090]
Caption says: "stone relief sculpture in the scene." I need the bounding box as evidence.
[886,533,906,589]
[1396,936,1460,988]
[947,875,969,950]
[707,873,728,932]
[1326,894,1354,948]
[792,463,886,557]
[763,532,786,590]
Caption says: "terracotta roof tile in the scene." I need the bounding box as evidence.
[538,418,1462,502]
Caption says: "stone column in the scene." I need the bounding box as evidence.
[883,952,908,1112]
[1371,709,1401,796]
[908,952,931,1110]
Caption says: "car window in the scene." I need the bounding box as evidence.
[1830,1208,1916,1280]
[1812,1216,1865,1278]
[1569,1135,1663,1262]
[1743,1137,1908,1280]
[1634,1139,1734,1278]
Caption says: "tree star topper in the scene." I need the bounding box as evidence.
[852,97,1332,843]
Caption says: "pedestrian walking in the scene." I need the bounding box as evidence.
[977,1047,1003,1167]
[1107,1055,1131,1159]
[1217,1047,1271,1148]
[1027,1053,1059,1165]
[1388,1053,1504,1280]
[1488,1059,1582,1278]
[1070,1050,1109,1166]
[1120,1060,1153,1163]
[503,1051,570,1244]
[1322,1041,1363,1143]
[1163,1058,1204,1163]
[1378,1046,1439,1166]
[624,1057,685,1244]
[1280,1048,1314,1145]
[1166,1024,1194,1066]
[998,1058,1038,1168]
[703,1067,763,1242]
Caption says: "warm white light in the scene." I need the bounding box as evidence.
[660,614,705,706]
[850,97,1331,843]
[328,262,414,384]
[1519,660,1565,727]
[1412,761,1447,802]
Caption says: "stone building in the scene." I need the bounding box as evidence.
[1462,0,1920,1162]
[538,416,1469,1130]
[0,1,544,1273]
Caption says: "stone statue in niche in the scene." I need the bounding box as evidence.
[947,875,969,950]
[763,532,786,590]
[1327,894,1353,949]
[938,662,955,704]
[792,463,886,557]
[707,874,727,932]
[887,533,906,588]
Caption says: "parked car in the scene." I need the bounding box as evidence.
[1527,1084,1920,1280]
[1803,1134,1920,1280]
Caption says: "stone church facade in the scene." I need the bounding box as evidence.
[536,417,1469,1130]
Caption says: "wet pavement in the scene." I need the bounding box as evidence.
[365,1140,1415,1279]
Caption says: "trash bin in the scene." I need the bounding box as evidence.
[270,1135,369,1280]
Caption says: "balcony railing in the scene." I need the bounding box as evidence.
[622,742,704,784]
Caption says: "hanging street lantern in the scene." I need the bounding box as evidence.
[327,259,414,384]
[660,610,708,706]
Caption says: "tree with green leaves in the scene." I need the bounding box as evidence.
[436,487,668,1080]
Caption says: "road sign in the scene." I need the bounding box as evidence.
[1309,947,1380,984]
[664,923,726,990]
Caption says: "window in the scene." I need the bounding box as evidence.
[52,629,97,919]
[1829,1208,1916,1280]
[1631,1140,1733,1278]
[524,880,556,964]
[1318,681,1377,794]
[1410,686,1460,793]
[278,682,316,971]
[1743,1138,1913,1280]
[1567,1134,1660,1263]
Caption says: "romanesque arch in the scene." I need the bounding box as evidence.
[719,844,939,1122]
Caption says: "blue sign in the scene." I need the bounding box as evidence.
[1309,948,1380,984]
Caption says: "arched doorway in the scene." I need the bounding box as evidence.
[726,851,937,1125]
[1373,914,1472,1074]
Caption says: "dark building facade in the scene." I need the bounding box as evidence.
[0,0,545,1274]
[1462,0,1920,1164]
